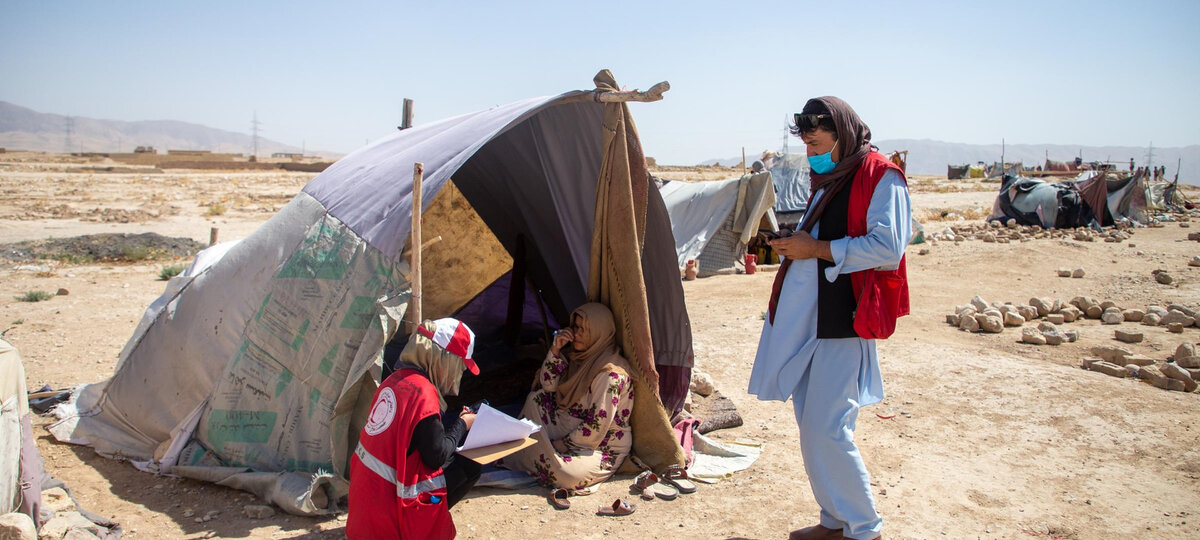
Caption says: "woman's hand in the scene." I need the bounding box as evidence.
[459,407,476,430]
[768,231,832,262]
[551,438,568,455]
[550,328,574,356]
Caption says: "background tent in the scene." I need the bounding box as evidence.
[49,72,692,515]
[947,164,970,179]
[1075,169,1150,226]
[767,152,810,226]
[988,175,1095,228]
[660,171,778,276]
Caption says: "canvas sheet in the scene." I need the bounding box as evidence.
[660,177,741,267]
[772,153,811,213]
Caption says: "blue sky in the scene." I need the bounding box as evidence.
[2,0,1197,164]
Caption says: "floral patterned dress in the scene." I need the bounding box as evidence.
[504,351,634,490]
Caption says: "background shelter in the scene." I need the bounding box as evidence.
[48,72,692,515]
[768,152,810,227]
[660,171,778,276]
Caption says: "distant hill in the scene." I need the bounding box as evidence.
[0,101,337,158]
[701,140,1200,184]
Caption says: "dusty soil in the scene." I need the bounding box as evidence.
[2,158,1199,539]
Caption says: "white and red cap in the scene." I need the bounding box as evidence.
[416,317,479,375]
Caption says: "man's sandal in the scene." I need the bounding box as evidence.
[596,498,636,516]
[661,464,698,494]
[632,470,678,501]
[548,488,570,510]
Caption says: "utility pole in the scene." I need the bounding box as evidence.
[250,111,262,160]
[1000,138,1005,176]
[1145,141,1155,171]
[64,116,74,154]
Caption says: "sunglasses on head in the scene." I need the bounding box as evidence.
[793,113,829,132]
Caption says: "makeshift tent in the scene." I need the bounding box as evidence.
[989,169,1153,228]
[986,162,1022,178]
[988,175,1095,228]
[660,171,778,276]
[947,164,970,180]
[768,152,810,226]
[49,71,692,515]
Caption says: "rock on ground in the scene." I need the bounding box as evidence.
[1101,307,1124,325]
[39,512,100,539]
[689,370,715,397]
[1162,363,1199,392]
[242,505,276,519]
[1021,327,1047,345]
[0,512,36,540]
[1115,329,1144,343]
[1122,309,1145,322]
[1142,313,1162,326]
[1085,360,1130,378]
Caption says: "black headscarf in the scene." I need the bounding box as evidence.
[799,96,873,232]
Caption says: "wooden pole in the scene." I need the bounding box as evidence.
[401,99,414,130]
[209,227,219,246]
[410,162,423,334]
[742,147,747,174]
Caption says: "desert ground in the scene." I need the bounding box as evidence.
[2,152,1199,539]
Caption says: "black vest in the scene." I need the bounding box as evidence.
[815,184,858,338]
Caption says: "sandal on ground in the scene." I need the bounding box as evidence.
[661,464,698,494]
[632,470,678,500]
[548,488,570,510]
[596,498,636,516]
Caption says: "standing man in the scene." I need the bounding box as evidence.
[749,96,911,540]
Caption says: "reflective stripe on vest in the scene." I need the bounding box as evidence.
[355,442,447,499]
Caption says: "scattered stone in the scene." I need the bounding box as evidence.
[945,314,960,326]
[1161,363,1199,392]
[243,505,276,520]
[0,512,36,540]
[1190,256,1200,267]
[1114,329,1143,343]
[982,232,996,243]
[1160,310,1194,327]
[1090,345,1133,364]
[982,308,1003,319]
[1003,311,1025,327]
[39,512,100,539]
[1060,306,1083,323]
[1175,355,1200,369]
[1016,305,1039,321]
[1085,305,1103,319]
[1101,307,1124,325]
[978,315,1004,333]
[1174,342,1197,362]
[1086,360,1130,378]
[56,288,69,296]
[1188,231,1200,241]
[1124,364,1141,377]
[1142,313,1162,326]
[918,248,930,256]
[1147,305,1169,318]
[1168,304,1196,317]
[1072,268,1085,278]
[41,487,74,514]
[970,295,989,312]
[63,529,101,540]
[1021,327,1047,345]
[1042,329,1065,345]
[1121,309,1145,322]
[1121,354,1157,366]
[1046,313,1065,325]
[959,315,980,332]
[1155,271,1174,285]
[1056,268,1072,277]
[1030,297,1052,317]
[1063,329,1080,342]
[1139,365,1187,391]
[1168,323,1185,333]
[690,371,715,397]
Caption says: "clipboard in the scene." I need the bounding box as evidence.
[457,435,539,464]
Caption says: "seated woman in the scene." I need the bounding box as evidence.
[503,303,634,491]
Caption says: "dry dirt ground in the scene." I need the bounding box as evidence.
[2,155,1198,539]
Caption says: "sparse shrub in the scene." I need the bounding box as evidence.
[206,203,228,216]
[16,290,53,302]
[12,319,24,325]
[121,245,153,261]
[158,263,187,280]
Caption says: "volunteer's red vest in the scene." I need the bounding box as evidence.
[347,369,455,540]
[769,151,910,338]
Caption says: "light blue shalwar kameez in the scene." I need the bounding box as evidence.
[748,169,911,540]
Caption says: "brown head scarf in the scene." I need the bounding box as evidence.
[554,303,632,407]
[799,96,874,232]
[399,320,470,411]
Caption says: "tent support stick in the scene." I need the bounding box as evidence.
[410,162,424,334]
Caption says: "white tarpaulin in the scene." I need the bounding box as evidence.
[660,171,777,272]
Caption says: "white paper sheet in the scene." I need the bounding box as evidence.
[456,404,541,452]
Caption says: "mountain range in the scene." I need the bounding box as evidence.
[0,101,332,158]
[3,101,1195,182]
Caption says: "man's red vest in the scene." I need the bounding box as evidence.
[347,369,455,540]
[769,151,910,339]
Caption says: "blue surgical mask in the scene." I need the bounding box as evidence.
[808,141,838,174]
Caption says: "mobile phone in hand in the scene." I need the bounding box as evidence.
[468,399,489,413]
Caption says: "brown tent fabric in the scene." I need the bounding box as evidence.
[586,70,686,473]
